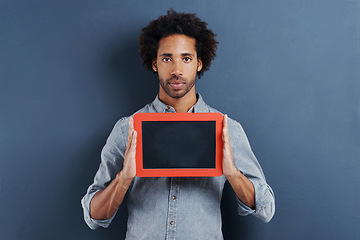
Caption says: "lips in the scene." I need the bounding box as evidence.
[168,80,185,90]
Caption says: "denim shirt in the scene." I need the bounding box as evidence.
[81,94,275,239]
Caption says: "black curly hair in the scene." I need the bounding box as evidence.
[139,9,218,78]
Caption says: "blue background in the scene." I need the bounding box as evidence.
[1,0,360,239]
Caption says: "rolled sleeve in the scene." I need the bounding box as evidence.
[81,190,116,229]
[236,181,275,222]
[228,118,275,222]
[81,117,129,229]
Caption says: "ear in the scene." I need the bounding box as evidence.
[197,59,203,72]
[152,59,157,72]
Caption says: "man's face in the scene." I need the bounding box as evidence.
[152,34,202,99]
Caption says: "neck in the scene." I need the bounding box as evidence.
[158,88,197,113]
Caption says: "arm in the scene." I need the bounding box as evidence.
[222,114,275,222]
[90,117,137,220]
[222,115,255,209]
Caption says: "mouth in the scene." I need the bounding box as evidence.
[168,79,185,90]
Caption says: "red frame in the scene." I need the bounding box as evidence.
[134,112,224,177]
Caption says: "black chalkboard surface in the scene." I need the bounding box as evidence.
[134,113,224,177]
[142,121,216,169]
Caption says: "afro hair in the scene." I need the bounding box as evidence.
[139,9,218,78]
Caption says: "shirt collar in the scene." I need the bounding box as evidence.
[152,93,208,113]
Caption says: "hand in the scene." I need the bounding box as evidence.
[222,114,238,177]
[222,115,256,209]
[120,117,137,180]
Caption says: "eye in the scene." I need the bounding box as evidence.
[183,57,192,63]
[161,57,171,62]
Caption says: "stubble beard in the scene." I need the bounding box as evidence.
[159,76,196,99]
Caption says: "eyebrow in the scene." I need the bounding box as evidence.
[159,53,195,57]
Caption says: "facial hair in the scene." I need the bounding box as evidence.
[159,75,196,99]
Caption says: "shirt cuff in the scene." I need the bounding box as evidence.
[81,190,117,229]
[236,181,275,222]
[235,195,255,216]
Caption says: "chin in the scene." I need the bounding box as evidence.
[168,92,187,99]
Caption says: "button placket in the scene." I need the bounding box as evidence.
[165,105,176,113]
[166,177,180,240]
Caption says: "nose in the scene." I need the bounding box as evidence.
[171,60,183,77]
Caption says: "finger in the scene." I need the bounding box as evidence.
[222,115,234,166]
[224,114,228,127]
[129,116,134,131]
[222,115,233,157]
[130,130,137,152]
[222,114,230,143]
[126,127,137,152]
[123,130,137,178]
[127,117,134,148]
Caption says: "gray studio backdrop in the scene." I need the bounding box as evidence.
[1,0,360,239]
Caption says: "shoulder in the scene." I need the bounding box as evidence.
[200,99,242,128]
[226,115,242,130]
[111,116,129,134]
[199,100,222,114]
[226,115,246,140]
[104,117,129,149]
[110,101,154,134]
[200,100,245,136]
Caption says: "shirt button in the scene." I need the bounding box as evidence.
[172,195,176,200]
[166,106,170,111]
[170,220,174,225]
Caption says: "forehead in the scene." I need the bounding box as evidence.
[157,34,196,55]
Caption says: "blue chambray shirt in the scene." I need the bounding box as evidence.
[81,94,275,239]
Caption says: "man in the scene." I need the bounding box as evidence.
[82,9,275,239]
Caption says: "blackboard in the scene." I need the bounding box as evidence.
[134,113,224,177]
[142,121,216,169]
